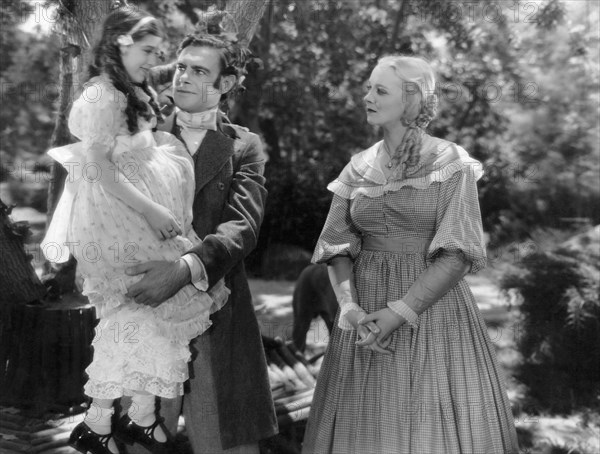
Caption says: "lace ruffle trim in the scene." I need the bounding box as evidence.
[338,302,366,331]
[86,328,191,393]
[83,276,230,344]
[329,140,483,200]
[85,374,184,399]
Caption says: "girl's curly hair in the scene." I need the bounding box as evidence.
[88,7,164,133]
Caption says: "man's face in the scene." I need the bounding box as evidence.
[173,45,228,113]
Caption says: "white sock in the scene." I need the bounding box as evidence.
[128,393,156,427]
[84,403,114,435]
[128,393,167,442]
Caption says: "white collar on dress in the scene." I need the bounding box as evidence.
[328,136,483,199]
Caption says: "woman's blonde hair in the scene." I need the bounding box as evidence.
[377,55,438,176]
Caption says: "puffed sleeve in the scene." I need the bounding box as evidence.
[312,194,362,264]
[68,81,126,153]
[426,165,487,273]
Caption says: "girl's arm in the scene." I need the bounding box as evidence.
[87,143,181,240]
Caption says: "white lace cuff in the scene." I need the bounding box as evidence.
[338,302,366,331]
[387,299,419,329]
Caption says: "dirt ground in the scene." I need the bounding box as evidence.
[5,205,599,453]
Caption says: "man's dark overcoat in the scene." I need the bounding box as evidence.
[161,113,278,449]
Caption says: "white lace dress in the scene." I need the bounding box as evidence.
[43,75,228,399]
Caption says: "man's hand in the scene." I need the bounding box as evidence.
[125,260,190,307]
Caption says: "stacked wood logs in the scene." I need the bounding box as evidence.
[0,409,84,453]
[262,336,322,427]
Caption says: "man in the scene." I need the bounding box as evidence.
[125,33,278,453]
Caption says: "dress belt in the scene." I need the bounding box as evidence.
[362,236,431,253]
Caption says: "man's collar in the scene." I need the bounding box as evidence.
[173,107,241,140]
[175,106,219,132]
[175,106,220,117]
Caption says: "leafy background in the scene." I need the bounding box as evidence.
[1,0,599,452]
[2,0,599,253]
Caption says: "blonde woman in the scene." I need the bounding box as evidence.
[302,56,519,453]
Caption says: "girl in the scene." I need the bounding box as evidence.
[42,8,227,454]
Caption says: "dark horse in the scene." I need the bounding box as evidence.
[292,264,338,351]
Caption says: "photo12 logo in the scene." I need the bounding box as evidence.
[40,240,140,264]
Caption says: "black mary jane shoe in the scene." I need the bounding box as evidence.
[69,421,121,454]
[114,414,179,454]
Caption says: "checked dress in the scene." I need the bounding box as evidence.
[302,136,519,454]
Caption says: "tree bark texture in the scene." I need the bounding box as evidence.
[224,0,269,47]
[44,0,112,292]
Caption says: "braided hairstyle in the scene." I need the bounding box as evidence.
[88,7,164,133]
[177,33,248,103]
[378,56,439,177]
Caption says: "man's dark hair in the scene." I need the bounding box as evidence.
[177,34,245,99]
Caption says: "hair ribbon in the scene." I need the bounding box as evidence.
[116,16,156,46]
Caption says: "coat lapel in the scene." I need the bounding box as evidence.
[193,129,236,193]
[171,112,238,193]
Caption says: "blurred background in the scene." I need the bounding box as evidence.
[1,1,599,453]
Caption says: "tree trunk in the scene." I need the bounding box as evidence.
[44,0,268,296]
[224,0,269,47]
[389,0,408,52]
[43,0,111,294]
[229,1,274,141]
[47,0,111,221]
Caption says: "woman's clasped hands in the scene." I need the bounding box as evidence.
[345,309,405,354]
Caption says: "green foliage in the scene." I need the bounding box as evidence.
[500,229,600,412]
[242,0,599,260]
[247,0,538,259]
[0,5,60,211]
[252,2,389,256]
[1,12,60,164]
[256,242,312,280]
[1,0,598,259]
[497,0,600,240]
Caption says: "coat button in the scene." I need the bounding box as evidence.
[217,182,225,190]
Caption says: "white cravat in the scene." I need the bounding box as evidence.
[176,107,219,156]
